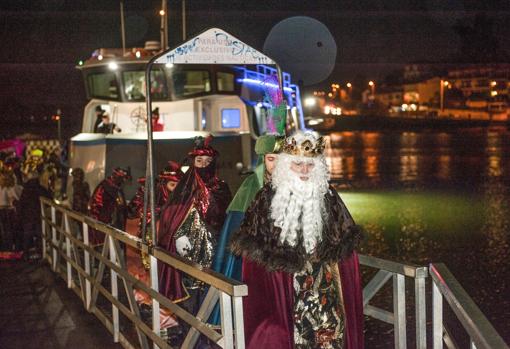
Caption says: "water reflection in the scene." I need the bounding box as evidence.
[330,128,510,342]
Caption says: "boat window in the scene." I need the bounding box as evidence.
[172,70,211,97]
[122,70,168,101]
[87,72,119,100]
[217,72,235,92]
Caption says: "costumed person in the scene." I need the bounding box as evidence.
[0,161,22,252]
[151,107,164,132]
[212,136,281,278]
[230,131,364,349]
[212,73,288,281]
[88,167,130,246]
[18,159,51,260]
[124,170,183,339]
[71,168,90,214]
[158,136,232,315]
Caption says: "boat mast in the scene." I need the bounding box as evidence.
[120,1,126,55]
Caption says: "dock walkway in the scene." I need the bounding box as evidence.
[0,260,120,349]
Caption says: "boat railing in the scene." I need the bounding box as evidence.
[40,196,247,349]
[359,254,509,349]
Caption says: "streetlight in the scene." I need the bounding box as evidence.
[52,108,62,143]
[440,79,449,112]
[368,81,375,95]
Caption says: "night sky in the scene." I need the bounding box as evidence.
[2,0,510,138]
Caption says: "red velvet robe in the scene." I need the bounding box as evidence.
[157,164,231,301]
[231,184,364,349]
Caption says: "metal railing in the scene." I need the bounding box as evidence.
[40,197,508,349]
[359,254,429,349]
[359,255,509,349]
[40,197,247,349]
[430,263,509,349]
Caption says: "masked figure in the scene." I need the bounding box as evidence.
[158,136,232,312]
[231,131,364,349]
[88,167,130,245]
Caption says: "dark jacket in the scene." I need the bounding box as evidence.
[18,178,51,225]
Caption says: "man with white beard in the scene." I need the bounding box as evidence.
[231,131,364,349]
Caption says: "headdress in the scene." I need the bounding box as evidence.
[112,167,131,180]
[188,135,218,158]
[159,161,184,182]
[282,131,325,158]
[262,75,287,136]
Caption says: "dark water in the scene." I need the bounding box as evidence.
[326,128,510,345]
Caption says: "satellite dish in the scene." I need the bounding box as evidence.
[264,16,337,86]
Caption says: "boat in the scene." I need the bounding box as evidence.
[70,28,305,196]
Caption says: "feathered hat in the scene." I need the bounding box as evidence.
[188,135,219,158]
[159,161,184,182]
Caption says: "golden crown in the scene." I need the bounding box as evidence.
[282,134,325,157]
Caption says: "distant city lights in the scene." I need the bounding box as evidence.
[324,105,342,115]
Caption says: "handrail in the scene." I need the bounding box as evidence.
[359,253,428,278]
[40,197,247,297]
[430,263,509,349]
[40,197,247,349]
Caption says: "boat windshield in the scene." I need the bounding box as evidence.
[172,70,211,97]
[87,72,120,100]
[123,69,168,101]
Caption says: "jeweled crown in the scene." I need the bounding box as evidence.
[282,133,325,157]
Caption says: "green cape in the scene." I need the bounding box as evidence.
[227,163,265,212]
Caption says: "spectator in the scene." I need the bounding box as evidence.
[0,165,22,251]
[71,168,90,214]
[18,169,51,260]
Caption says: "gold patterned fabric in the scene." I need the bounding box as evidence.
[293,261,345,349]
[174,207,216,269]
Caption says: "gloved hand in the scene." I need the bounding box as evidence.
[175,236,191,256]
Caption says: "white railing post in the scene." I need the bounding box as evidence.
[233,296,245,349]
[220,292,234,349]
[432,281,443,349]
[150,254,160,349]
[415,276,427,349]
[50,206,57,271]
[82,222,92,310]
[393,273,407,349]
[109,236,120,343]
[64,214,72,288]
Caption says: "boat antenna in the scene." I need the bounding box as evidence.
[120,1,126,55]
[182,0,186,41]
[160,0,169,50]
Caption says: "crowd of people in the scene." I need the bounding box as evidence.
[1,130,365,348]
[0,148,62,260]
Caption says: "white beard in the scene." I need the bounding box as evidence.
[270,154,330,253]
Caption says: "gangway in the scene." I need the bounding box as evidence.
[40,197,509,349]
